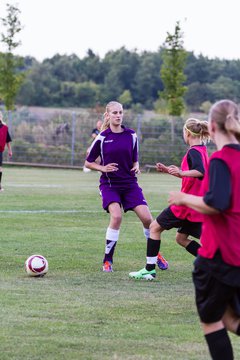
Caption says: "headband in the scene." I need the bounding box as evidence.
[184,125,200,137]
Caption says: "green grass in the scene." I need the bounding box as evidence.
[0,167,239,360]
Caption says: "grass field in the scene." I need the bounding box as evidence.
[1,167,239,360]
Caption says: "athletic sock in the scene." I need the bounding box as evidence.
[185,240,201,256]
[205,328,233,360]
[143,227,150,240]
[103,228,119,263]
[103,240,117,263]
[146,238,160,271]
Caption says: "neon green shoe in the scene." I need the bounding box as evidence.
[129,268,156,280]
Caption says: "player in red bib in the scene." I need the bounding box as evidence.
[0,112,12,192]
[169,99,240,360]
[129,117,209,280]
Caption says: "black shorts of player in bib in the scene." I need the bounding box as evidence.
[156,206,202,239]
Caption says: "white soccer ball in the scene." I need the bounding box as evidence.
[25,254,48,277]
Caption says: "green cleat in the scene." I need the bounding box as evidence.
[129,267,156,280]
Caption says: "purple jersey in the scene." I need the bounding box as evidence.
[86,125,138,186]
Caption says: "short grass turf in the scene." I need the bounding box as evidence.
[0,167,239,360]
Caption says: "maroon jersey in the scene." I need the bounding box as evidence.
[199,146,240,266]
[171,145,209,222]
[0,124,8,152]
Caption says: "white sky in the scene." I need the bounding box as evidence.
[0,0,239,62]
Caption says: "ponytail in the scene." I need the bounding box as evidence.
[209,100,240,142]
[184,118,210,144]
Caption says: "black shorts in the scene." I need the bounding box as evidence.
[193,257,240,323]
[156,206,201,239]
[0,152,2,166]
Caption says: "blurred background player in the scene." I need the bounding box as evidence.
[91,119,103,140]
[129,117,209,280]
[83,119,103,173]
[84,101,168,272]
[0,111,12,192]
[169,99,240,360]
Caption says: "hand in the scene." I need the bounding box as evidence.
[168,191,185,206]
[168,165,181,177]
[8,151,12,158]
[156,162,169,173]
[101,163,119,173]
[131,164,140,174]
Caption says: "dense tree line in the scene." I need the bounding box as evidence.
[2,47,240,111]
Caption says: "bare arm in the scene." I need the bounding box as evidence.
[168,191,219,215]
[84,160,118,173]
[168,165,203,178]
[156,163,203,178]
[7,142,12,158]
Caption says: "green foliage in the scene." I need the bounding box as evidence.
[118,89,132,108]
[7,42,240,110]
[159,22,188,116]
[153,97,168,114]
[0,3,25,110]
[199,101,212,114]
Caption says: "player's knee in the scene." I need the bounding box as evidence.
[111,213,122,227]
[142,217,152,229]
[149,220,161,234]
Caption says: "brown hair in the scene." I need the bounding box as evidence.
[209,99,240,142]
[101,101,123,131]
[184,117,210,144]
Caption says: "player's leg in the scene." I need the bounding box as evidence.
[176,221,202,256]
[222,305,240,334]
[193,260,234,359]
[202,321,233,360]
[149,219,168,271]
[102,202,122,272]
[129,207,180,279]
[134,205,168,270]
[129,219,165,280]
[100,185,122,272]
[176,232,201,256]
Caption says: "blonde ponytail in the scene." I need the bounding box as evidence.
[184,118,210,144]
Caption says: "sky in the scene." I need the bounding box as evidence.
[0,0,239,62]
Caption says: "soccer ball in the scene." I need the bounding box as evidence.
[25,254,48,277]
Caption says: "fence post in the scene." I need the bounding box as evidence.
[71,111,76,165]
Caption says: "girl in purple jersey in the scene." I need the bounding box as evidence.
[169,100,240,360]
[129,118,209,280]
[84,101,168,272]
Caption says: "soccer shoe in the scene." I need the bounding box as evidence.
[102,261,113,272]
[157,252,169,270]
[0,187,4,192]
[129,268,156,280]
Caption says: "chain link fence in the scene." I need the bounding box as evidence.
[1,106,212,169]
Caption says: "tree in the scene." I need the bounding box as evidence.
[0,3,24,110]
[159,21,188,116]
[118,90,132,108]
